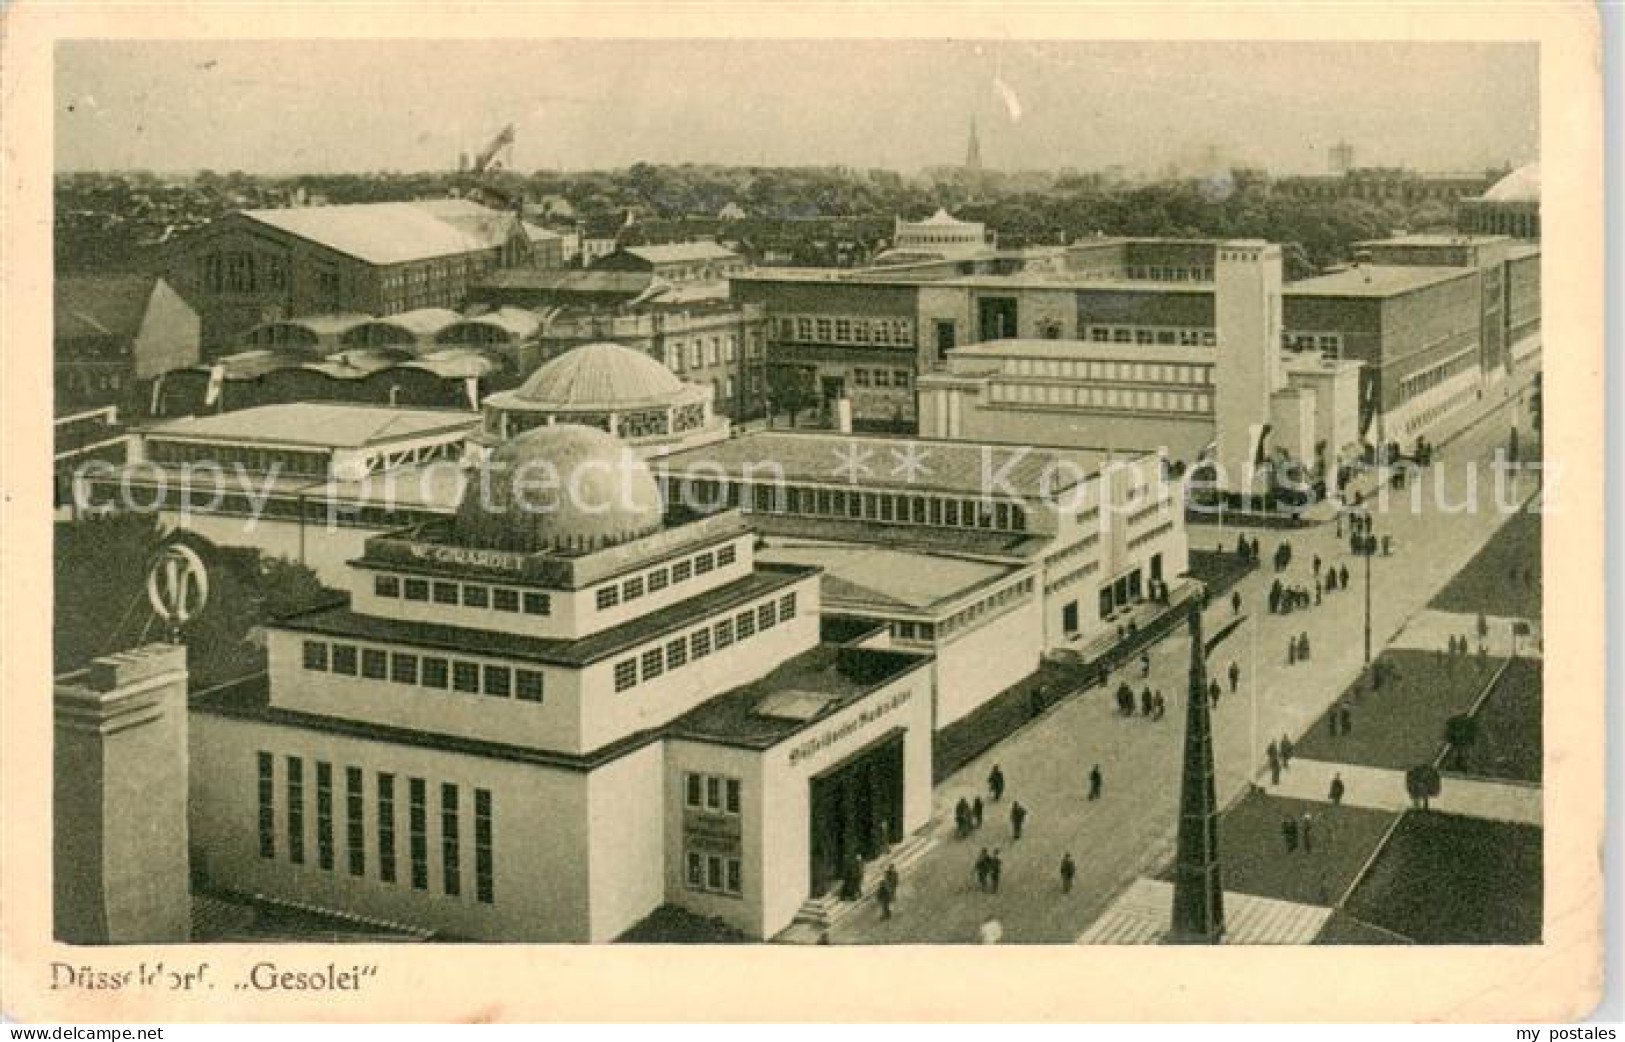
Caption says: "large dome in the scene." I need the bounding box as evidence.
[453,424,665,553]
[513,342,686,409]
[1482,161,1539,203]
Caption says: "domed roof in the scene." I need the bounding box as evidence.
[512,342,685,409]
[453,424,664,553]
[1482,161,1539,203]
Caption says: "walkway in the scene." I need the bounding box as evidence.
[1267,759,1542,827]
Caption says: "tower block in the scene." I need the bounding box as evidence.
[1213,240,1285,499]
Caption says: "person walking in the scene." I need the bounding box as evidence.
[1300,813,1315,854]
[1152,691,1166,720]
[1208,678,1222,707]
[1060,852,1076,894]
[1267,741,1281,786]
[1329,773,1346,806]
[1288,636,1298,666]
[1088,764,1103,800]
[1269,578,1283,614]
[1280,734,1294,767]
[988,849,1003,894]
[1282,816,1299,853]
[1339,702,1354,736]
[1228,660,1241,694]
[1339,563,1350,589]
[971,796,984,830]
[876,873,894,919]
[988,764,1005,802]
[1010,800,1028,841]
[1313,554,1322,578]
[1329,710,1340,738]
[955,797,971,838]
[1140,686,1153,717]
[1298,632,1311,661]
[1232,590,1243,617]
[1315,579,1322,606]
[1140,652,1151,679]
[975,848,992,892]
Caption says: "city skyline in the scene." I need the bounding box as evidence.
[56,40,1538,177]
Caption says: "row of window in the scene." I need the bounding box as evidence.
[935,577,1036,641]
[1399,349,1479,401]
[1401,384,1478,436]
[1085,325,1217,348]
[1045,559,1101,596]
[1283,331,1344,360]
[683,771,742,815]
[776,315,916,348]
[663,334,739,373]
[1127,519,1178,552]
[988,382,1215,415]
[146,440,329,478]
[595,543,738,611]
[375,573,553,617]
[1123,265,1213,282]
[685,850,743,897]
[999,357,1214,385]
[851,368,913,389]
[670,480,1032,535]
[202,251,289,295]
[302,639,546,703]
[613,592,798,692]
[257,753,494,904]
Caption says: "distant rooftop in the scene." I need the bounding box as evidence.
[55,274,162,340]
[620,242,741,265]
[477,269,654,294]
[237,200,518,266]
[144,403,478,449]
[758,541,1015,614]
[1284,265,1476,299]
[1356,233,1512,248]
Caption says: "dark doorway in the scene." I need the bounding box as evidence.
[934,320,957,359]
[1063,600,1080,636]
[1150,554,1164,582]
[977,297,1018,342]
[808,730,905,897]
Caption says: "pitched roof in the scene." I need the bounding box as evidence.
[236,200,519,266]
[55,275,160,340]
[622,242,740,265]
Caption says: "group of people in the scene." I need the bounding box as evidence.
[1327,700,1355,737]
[1281,812,1318,854]
[1285,631,1312,665]
[1263,734,1296,785]
[1114,680,1167,720]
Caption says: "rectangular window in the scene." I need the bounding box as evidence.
[462,584,489,609]
[695,552,715,575]
[758,601,777,630]
[666,637,688,670]
[345,766,365,877]
[433,582,459,605]
[641,648,664,681]
[736,609,756,640]
[623,576,645,601]
[715,618,735,649]
[779,593,798,619]
[648,568,669,592]
[614,658,638,692]
[725,778,741,815]
[315,761,334,871]
[691,628,712,659]
[672,560,692,583]
[361,648,387,680]
[493,588,520,613]
[482,665,511,698]
[421,656,449,689]
[378,773,397,883]
[687,851,704,888]
[391,652,418,686]
[257,752,275,859]
[409,778,429,891]
[374,575,400,598]
[331,643,356,675]
[404,578,429,602]
[596,586,620,610]
[286,756,305,864]
[726,858,742,895]
[522,591,550,616]
[453,661,480,693]
[505,666,541,702]
[706,776,722,810]
[441,783,461,897]
[474,789,494,904]
[302,640,329,671]
[717,543,737,567]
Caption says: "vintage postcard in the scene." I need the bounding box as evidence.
[0,1,1606,1025]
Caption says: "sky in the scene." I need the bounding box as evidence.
[55,40,1539,176]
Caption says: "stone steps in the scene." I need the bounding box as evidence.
[784,832,938,938]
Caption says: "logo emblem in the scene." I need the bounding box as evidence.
[146,543,209,630]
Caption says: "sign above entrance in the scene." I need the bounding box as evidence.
[787,689,912,768]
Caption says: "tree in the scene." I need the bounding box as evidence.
[1405,764,1442,809]
[1444,713,1480,771]
[767,366,816,427]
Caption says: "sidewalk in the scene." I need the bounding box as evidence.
[1267,759,1542,827]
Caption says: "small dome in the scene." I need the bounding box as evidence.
[513,342,685,409]
[1482,162,1539,203]
[453,424,664,553]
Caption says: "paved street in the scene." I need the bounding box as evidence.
[834,398,1541,943]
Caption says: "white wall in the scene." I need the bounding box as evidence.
[662,742,765,936]
[929,589,1044,728]
[586,741,668,941]
[161,512,377,585]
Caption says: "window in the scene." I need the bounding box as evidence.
[404,578,429,602]
[523,591,550,616]
[648,567,669,592]
[285,757,305,864]
[854,369,871,388]
[493,588,520,613]
[433,582,459,605]
[516,669,544,702]
[672,560,692,583]
[377,773,397,883]
[421,657,449,689]
[483,665,511,698]
[257,752,275,859]
[345,766,365,877]
[717,544,737,567]
[726,858,742,895]
[453,661,480,693]
[374,575,400,598]
[758,601,777,630]
[462,585,489,609]
[303,640,329,671]
[779,593,798,619]
[441,783,461,897]
[391,652,419,685]
[332,644,358,676]
[596,586,620,610]
[614,659,638,692]
[623,576,645,601]
[695,552,715,575]
[715,618,735,649]
[315,761,334,871]
[706,776,722,810]
[736,609,756,640]
[691,628,712,659]
[474,789,494,904]
[409,779,428,891]
[361,648,387,680]
[666,637,688,670]
[686,851,704,888]
[725,778,742,815]
[641,648,665,681]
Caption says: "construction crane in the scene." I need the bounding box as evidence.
[458,124,518,210]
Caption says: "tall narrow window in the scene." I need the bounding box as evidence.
[315,761,334,871]
[409,778,429,891]
[474,788,494,905]
[256,752,275,859]
[285,756,305,864]
[441,783,461,897]
[378,774,397,884]
[345,766,365,877]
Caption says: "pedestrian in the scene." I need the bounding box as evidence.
[1088,764,1103,800]
[1329,773,1345,806]
[877,874,894,919]
[1208,678,1222,707]
[972,796,984,829]
[1060,852,1076,894]
[1339,564,1349,589]
[1153,691,1166,720]
[1339,703,1353,735]
[1280,734,1294,767]
[1300,813,1315,854]
[1313,554,1322,577]
[1117,682,1134,716]
[975,848,991,892]
[1329,710,1340,738]
[884,863,899,903]
[955,797,971,837]
[1268,580,1282,614]
[1029,684,1045,720]
[1288,637,1297,665]
[1315,580,1322,606]
[1299,632,1311,661]
[1335,513,1343,538]
[1267,741,1281,786]
[1228,660,1240,693]
[1282,816,1299,853]
[989,849,1002,893]
[1141,686,1154,717]
[1232,590,1242,617]
[1140,652,1151,678]
[988,764,1005,802]
[1010,800,1027,841]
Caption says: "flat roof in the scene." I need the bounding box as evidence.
[747,513,1053,562]
[658,430,1129,498]
[144,404,478,450]
[949,338,1215,365]
[735,270,1213,293]
[1356,233,1511,248]
[1283,265,1475,299]
[757,541,1016,614]
[668,643,930,750]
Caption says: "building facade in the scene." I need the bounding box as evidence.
[55,275,201,415]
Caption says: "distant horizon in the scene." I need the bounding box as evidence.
[56,40,1537,177]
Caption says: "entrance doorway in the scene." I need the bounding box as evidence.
[808,730,905,897]
[978,297,1018,342]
